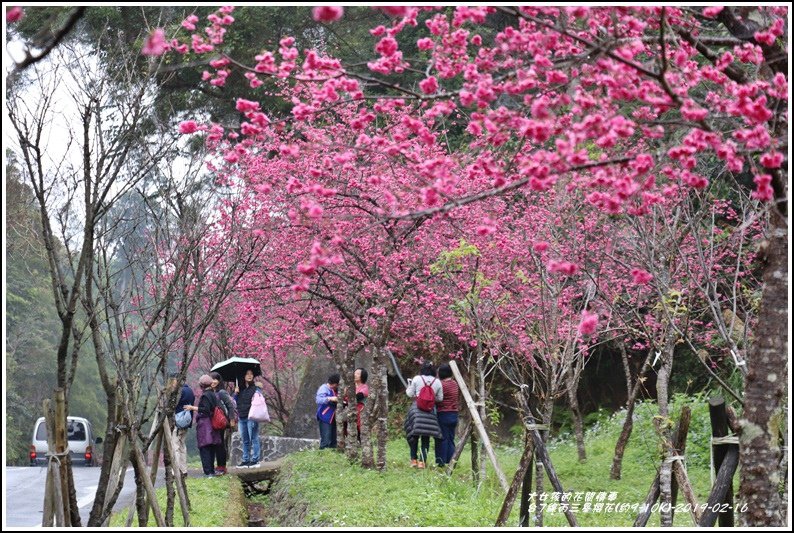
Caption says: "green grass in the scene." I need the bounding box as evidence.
[265,393,727,527]
[109,473,246,527]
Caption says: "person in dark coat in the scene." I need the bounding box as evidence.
[404,362,443,468]
[210,371,237,475]
[183,374,223,477]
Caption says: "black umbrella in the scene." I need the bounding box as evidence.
[210,357,262,388]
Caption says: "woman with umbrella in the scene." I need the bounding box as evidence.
[211,357,264,468]
[234,369,262,467]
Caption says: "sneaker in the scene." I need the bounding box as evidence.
[249,462,261,468]
[204,473,216,478]
[410,459,418,468]
[214,470,227,476]
[417,461,426,469]
[237,460,249,468]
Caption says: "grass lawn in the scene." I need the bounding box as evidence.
[262,393,725,527]
[109,471,246,527]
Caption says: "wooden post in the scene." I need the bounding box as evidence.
[162,416,191,526]
[129,432,166,526]
[519,451,534,527]
[449,361,509,492]
[698,446,740,527]
[514,390,578,527]
[445,418,472,474]
[495,434,535,526]
[708,396,736,527]
[53,388,72,527]
[669,407,702,525]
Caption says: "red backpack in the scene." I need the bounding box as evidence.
[416,377,437,412]
[210,393,228,430]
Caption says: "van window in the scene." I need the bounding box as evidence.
[35,420,88,442]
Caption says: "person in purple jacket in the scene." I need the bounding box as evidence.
[183,374,223,477]
[315,373,340,449]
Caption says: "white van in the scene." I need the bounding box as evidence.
[30,416,103,467]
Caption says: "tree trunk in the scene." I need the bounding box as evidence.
[655,333,676,527]
[738,211,787,527]
[566,370,586,462]
[375,347,389,470]
[610,346,653,480]
[476,348,488,482]
[131,451,148,527]
[535,392,554,527]
[469,366,481,485]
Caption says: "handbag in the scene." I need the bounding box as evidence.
[175,409,192,429]
[248,390,270,422]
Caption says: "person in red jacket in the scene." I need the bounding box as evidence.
[434,363,460,466]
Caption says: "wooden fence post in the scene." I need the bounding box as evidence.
[698,396,739,527]
[449,361,509,492]
[495,433,535,526]
[707,396,736,527]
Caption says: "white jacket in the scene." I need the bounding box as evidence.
[406,375,444,402]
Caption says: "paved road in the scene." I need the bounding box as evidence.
[4,465,165,527]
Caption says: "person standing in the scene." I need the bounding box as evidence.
[183,374,223,477]
[210,371,237,475]
[434,363,460,466]
[343,368,369,442]
[234,369,262,467]
[169,372,194,484]
[315,374,340,449]
[405,362,443,468]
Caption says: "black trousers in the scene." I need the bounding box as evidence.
[199,443,222,475]
[408,435,430,461]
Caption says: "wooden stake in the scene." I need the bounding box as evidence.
[162,416,191,526]
[515,391,579,527]
[495,434,535,526]
[449,361,509,492]
[129,431,166,526]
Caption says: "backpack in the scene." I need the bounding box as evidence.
[416,377,437,412]
[209,392,229,430]
[175,409,192,429]
[248,389,270,423]
[217,390,237,423]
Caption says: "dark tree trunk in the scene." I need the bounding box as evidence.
[738,211,787,526]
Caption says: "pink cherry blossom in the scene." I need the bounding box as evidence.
[6,6,23,23]
[141,28,168,56]
[578,310,599,336]
[312,6,343,23]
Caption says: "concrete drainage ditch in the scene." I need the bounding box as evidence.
[227,435,319,526]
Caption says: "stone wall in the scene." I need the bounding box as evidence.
[229,432,319,464]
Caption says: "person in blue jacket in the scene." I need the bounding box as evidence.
[315,374,341,449]
[169,372,194,483]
